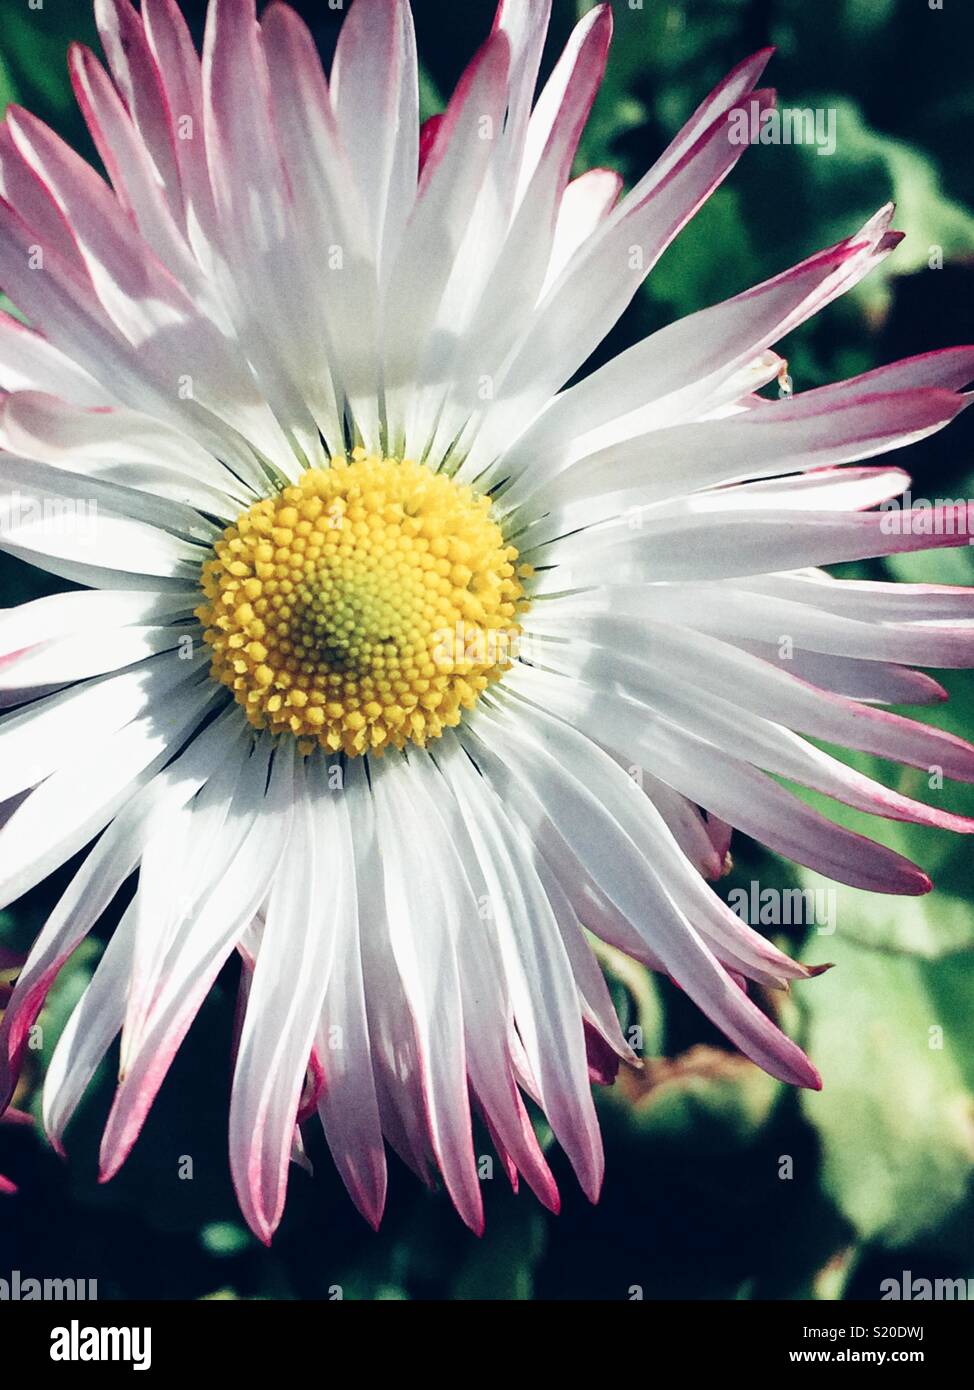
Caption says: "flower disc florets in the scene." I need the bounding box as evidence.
[198,451,531,756]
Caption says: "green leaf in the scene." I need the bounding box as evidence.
[644,185,757,321]
[841,0,899,36]
[450,1196,546,1300]
[619,1051,781,1146]
[418,65,443,124]
[0,0,98,118]
[575,0,749,177]
[200,1221,253,1258]
[735,98,974,318]
[592,937,665,1057]
[799,932,974,1247]
[790,673,974,956]
[0,45,18,112]
[884,545,974,588]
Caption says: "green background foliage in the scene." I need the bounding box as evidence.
[1,0,972,1300]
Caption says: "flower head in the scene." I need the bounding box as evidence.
[0,0,971,1242]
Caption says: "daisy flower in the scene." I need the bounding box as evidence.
[0,0,972,1244]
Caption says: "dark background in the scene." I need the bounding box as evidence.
[1,0,972,1300]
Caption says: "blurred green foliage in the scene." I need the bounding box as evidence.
[1,0,973,1300]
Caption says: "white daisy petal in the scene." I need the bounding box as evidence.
[261,2,383,452]
[564,576,974,670]
[542,167,622,296]
[369,752,484,1233]
[331,0,418,278]
[119,718,264,1074]
[498,0,554,205]
[532,501,974,589]
[0,311,109,404]
[728,642,947,707]
[342,756,437,1186]
[100,735,295,1184]
[527,610,974,783]
[495,206,901,506]
[70,40,212,310]
[508,658,967,867]
[0,123,91,279]
[0,665,219,911]
[1,106,295,473]
[1,390,253,515]
[464,699,820,1087]
[476,694,816,989]
[404,747,561,1212]
[518,382,967,521]
[0,456,213,586]
[93,0,184,213]
[312,762,388,1231]
[0,625,192,700]
[202,0,336,467]
[441,731,604,1201]
[383,30,511,456]
[140,0,220,239]
[228,750,341,1244]
[530,856,638,1066]
[0,587,196,657]
[420,4,613,469]
[460,61,777,481]
[0,704,238,1111]
[41,900,138,1150]
[0,648,208,803]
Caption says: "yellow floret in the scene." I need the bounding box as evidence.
[196,455,528,756]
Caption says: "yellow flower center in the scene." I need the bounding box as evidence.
[197,452,531,756]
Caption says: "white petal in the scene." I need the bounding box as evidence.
[439,730,604,1199]
[99,736,296,1184]
[313,762,387,1230]
[0,648,209,803]
[42,900,138,1149]
[369,752,484,1232]
[229,751,340,1243]
[0,669,221,909]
